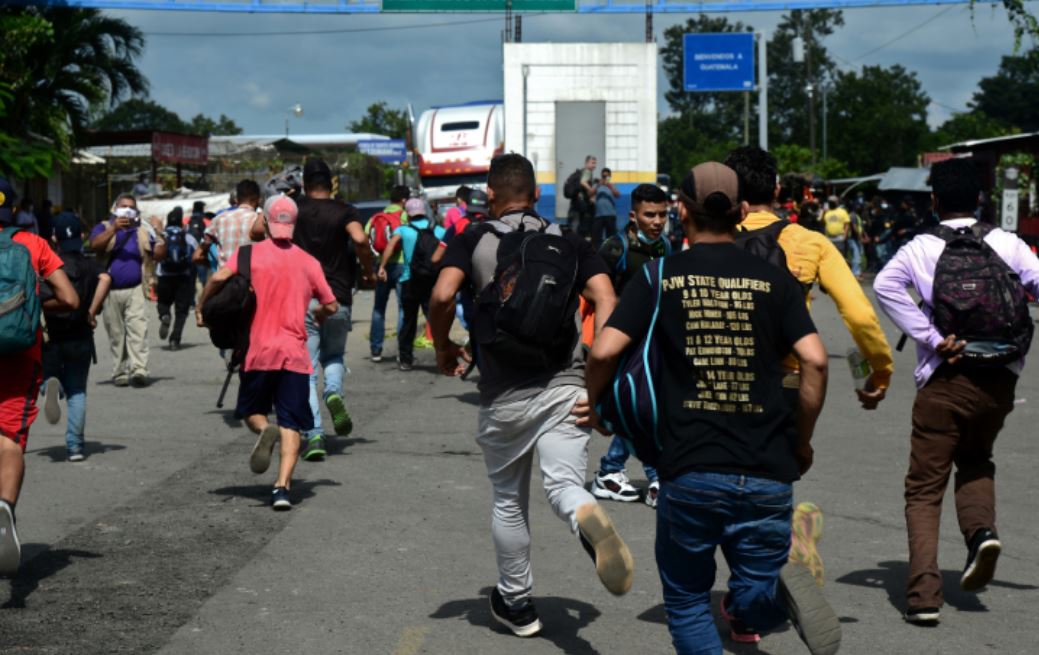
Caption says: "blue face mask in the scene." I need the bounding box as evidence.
[637,229,662,245]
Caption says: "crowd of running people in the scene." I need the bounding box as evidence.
[0,147,1036,654]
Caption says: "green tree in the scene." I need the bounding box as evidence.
[828,64,930,174]
[0,83,65,179]
[348,102,409,139]
[187,113,242,136]
[658,115,740,186]
[928,111,1019,149]
[970,48,1039,132]
[93,98,186,132]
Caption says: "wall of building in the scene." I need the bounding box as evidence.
[503,42,657,221]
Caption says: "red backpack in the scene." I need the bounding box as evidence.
[369,210,404,253]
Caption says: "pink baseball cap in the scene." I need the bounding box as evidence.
[263,194,298,240]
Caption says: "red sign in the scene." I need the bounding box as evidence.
[152,132,208,165]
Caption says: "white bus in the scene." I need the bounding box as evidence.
[414,101,503,204]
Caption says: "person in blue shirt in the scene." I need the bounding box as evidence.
[376,198,446,371]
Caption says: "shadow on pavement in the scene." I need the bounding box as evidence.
[638,592,785,654]
[31,442,127,462]
[326,436,376,456]
[208,478,343,506]
[204,408,243,428]
[430,586,603,653]
[835,560,1038,614]
[1,544,102,609]
[434,391,481,406]
[95,376,174,387]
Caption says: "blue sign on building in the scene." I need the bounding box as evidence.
[357,139,408,164]
[683,33,756,92]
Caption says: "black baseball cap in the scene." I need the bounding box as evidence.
[467,189,489,218]
[303,159,332,186]
[52,211,84,252]
[0,178,17,225]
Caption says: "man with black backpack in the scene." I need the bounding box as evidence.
[584,162,839,655]
[155,207,198,351]
[0,178,79,576]
[377,198,445,371]
[874,159,1039,626]
[40,212,112,462]
[429,154,633,638]
[725,146,893,589]
[366,184,410,362]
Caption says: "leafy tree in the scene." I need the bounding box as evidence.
[970,48,1039,132]
[928,111,1019,149]
[828,64,930,174]
[658,115,740,186]
[348,102,409,139]
[0,83,65,179]
[187,113,242,136]
[93,98,185,132]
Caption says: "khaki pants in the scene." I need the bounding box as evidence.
[103,286,149,380]
[905,364,1017,609]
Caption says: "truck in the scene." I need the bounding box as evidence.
[413,101,504,204]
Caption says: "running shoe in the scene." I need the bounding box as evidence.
[0,500,20,577]
[301,435,327,462]
[271,487,291,511]
[778,562,842,655]
[113,375,130,388]
[159,314,171,340]
[789,501,825,586]
[644,480,660,509]
[903,607,940,625]
[961,528,1001,592]
[489,587,542,638]
[721,593,761,644]
[371,351,383,363]
[325,393,353,436]
[68,451,85,463]
[249,424,280,474]
[130,373,148,388]
[43,378,61,425]
[576,503,634,596]
[592,471,640,502]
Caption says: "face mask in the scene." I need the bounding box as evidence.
[637,229,662,245]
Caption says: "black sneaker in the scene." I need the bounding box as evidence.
[397,357,413,372]
[159,314,171,340]
[489,587,542,637]
[271,487,291,511]
[961,528,1001,592]
[904,606,941,625]
[778,562,842,655]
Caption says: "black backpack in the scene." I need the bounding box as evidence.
[734,219,791,271]
[201,245,255,362]
[43,254,94,341]
[475,217,581,369]
[930,223,1033,366]
[563,169,582,200]
[408,223,441,283]
[187,214,207,244]
[163,226,192,274]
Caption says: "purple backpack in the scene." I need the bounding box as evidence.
[596,257,665,467]
[931,223,1033,366]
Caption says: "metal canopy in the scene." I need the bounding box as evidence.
[8,0,976,13]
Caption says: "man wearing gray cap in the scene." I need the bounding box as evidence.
[585,162,840,655]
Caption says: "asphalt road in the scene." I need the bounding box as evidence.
[2,282,1037,654]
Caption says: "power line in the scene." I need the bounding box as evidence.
[143,13,543,36]
[848,4,961,61]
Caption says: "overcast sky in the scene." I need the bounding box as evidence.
[110,3,1022,135]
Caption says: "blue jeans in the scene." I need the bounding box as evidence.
[305,302,352,439]
[599,435,658,481]
[847,238,863,277]
[41,338,93,453]
[656,471,793,655]
[371,263,404,356]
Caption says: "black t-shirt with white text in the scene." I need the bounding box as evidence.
[292,196,362,305]
[605,242,817,482]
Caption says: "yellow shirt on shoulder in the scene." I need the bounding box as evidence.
[742,211,894,389]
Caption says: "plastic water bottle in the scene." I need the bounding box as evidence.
[847,348,871,389]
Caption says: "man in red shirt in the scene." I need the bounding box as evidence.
[0,178,79,576]
[199,194,338,510]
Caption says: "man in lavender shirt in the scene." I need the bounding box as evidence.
[874,159,1039,626]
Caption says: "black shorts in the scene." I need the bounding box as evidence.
[235,370,313,432]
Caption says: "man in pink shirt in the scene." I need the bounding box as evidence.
[874,159,1039,625]
[199,195,338,510]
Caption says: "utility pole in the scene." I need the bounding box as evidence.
[514,14,522,42]
[803,14,817,168]
[645,0,653,43]
[758,32,768,151]
[504,0,512,44]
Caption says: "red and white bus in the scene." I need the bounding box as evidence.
[414,101,503,203]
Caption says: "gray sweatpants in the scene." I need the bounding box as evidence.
[476,384,598,606]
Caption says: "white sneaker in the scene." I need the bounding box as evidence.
[645,480,660,508]
[592,471,640,502]
[0,500,20,577]
[43,378,61,425]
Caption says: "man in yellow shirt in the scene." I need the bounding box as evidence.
[725,146,894,589]
[822,196,851,254]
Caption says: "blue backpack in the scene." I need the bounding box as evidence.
[596,256,665,467]
[0,228,41,354]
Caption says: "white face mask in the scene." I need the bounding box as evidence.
[637,229,662,245]
[114,207,138,219]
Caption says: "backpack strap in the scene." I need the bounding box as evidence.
[0,226,20,244]
[237,244,252,282]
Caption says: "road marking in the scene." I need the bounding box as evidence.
[393,626,429,655]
